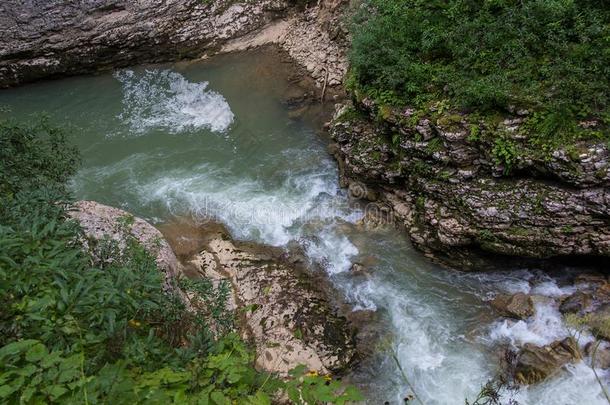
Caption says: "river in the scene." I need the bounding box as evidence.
[1,48,606,404]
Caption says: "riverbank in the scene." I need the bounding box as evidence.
[70,202,362,377]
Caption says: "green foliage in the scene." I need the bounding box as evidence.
[0,117,79,200]
[350,0,610,142]
[0,118,361,404]
[284,366,364,405]
[492,137,518,173]
[0,118,79,226]
[426,137,444,154]
[477,229,498,243]
[0,335,279,404]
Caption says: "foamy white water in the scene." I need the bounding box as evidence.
[114,69,234,134]
[489,301,570,347]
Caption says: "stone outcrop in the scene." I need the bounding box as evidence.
[585,341,610,369]
[220,0,349,89]
[513,337,581,385]
[330,101,610,269]
[160,220,358,376]
[70,204,358,376]
[68,200,182,286]
[559,291,593,315]
[0,0,350,90]
[279,1,349,88]
[559,275,610,340]
[491,293,534,320]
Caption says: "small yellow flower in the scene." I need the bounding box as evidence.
[323,374,332,381]
[128,319,141,328]
[305,370,319,377]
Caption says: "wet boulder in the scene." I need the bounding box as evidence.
[591,283,610,307]
[514,337,581,385]
[349,263,372,278]
[585,341,610,369]
[491,293,534,320]
[559,291,593,314]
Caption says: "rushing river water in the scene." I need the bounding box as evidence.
[1,49,607,404]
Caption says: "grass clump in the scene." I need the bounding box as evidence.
[349,0,610,143]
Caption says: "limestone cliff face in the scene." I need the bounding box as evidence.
[330,101,610,269]
[0,0,290,87]
[0,0,351,89]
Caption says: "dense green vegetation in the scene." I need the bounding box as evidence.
[0,118,362,404]
[349,0,610,143]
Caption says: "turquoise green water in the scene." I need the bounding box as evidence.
[1,50,606,404]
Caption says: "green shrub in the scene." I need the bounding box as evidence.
[492,137,519,173]
[0,117,78,198]
[350,0,610,141]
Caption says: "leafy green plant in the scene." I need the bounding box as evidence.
[492,138,518,174]
[426,137,444,154]
[284,365,363,405]
[350,0,610,147]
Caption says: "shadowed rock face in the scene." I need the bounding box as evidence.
[0,0,290,87]
[330,102,610,270]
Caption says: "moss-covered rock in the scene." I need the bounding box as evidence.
[330,100,610,269]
